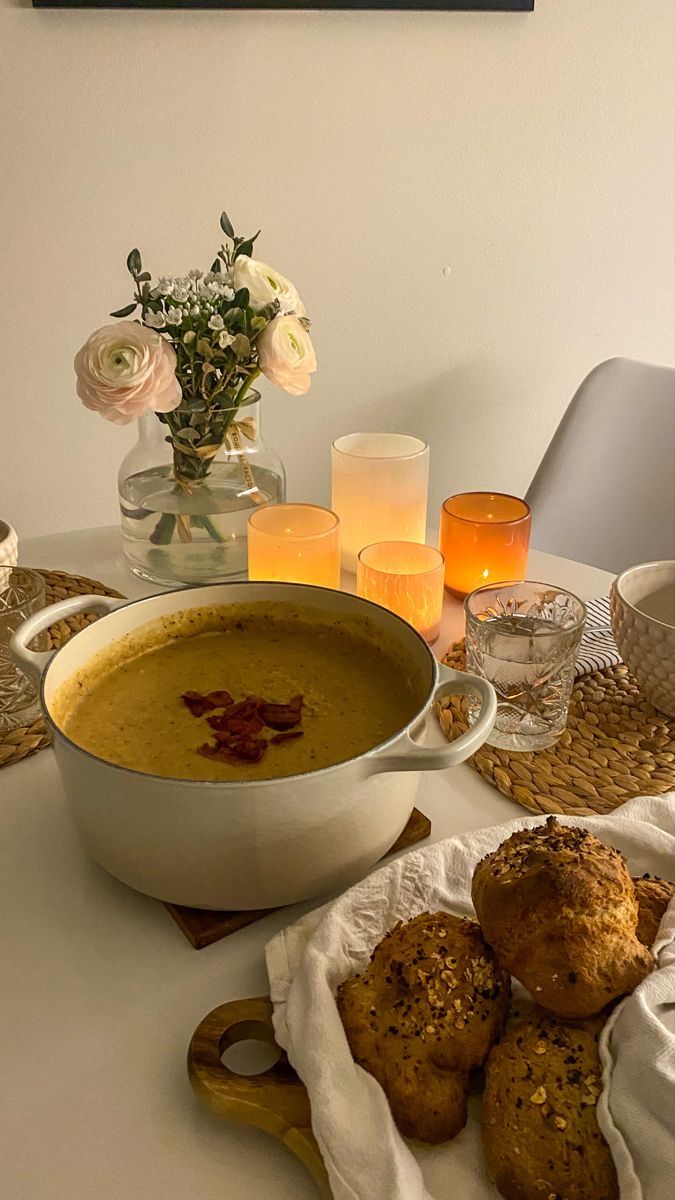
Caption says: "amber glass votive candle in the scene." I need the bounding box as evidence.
[439,492,531,597]
[331,433,429,573]
[248,503,340,588]
[357,541,445,644]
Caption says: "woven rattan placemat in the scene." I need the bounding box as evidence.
[439,640,675,817]
[0,569,124,768]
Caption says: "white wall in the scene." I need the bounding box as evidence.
[2,0,674,541]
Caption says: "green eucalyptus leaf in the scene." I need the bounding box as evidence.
[234,233,258,260]
[197,338,213,359]
[210,258,222,273]
[110,302,138,318]
[127,248,142,275]
[136,271,151,282]
[173,427,200,444]
[233,288,250,309]
[231,334,251,359]
[219,211,235,239]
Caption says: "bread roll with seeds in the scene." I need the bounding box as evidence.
[472,817,653,1018]
[632,874,675,947]
[482,1008,618,1200]
[337,911,510,1143]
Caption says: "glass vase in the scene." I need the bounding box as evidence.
[118,393,285,586]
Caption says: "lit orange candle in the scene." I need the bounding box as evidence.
[439,492,531,597]
[357,541,445,644]
[247,503,340,588]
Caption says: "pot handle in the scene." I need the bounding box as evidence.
[9,593,127,686]
[365,663,496,775]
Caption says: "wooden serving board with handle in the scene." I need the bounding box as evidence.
[188,996,331,1198]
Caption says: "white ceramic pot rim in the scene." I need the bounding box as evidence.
[614,560,675,631]
[37,581,443,791]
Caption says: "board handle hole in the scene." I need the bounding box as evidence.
[219,1018,281,1076]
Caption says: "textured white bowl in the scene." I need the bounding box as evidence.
[0,521,18,568]
[610,561,675,717]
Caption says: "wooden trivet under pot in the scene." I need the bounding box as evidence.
[1,569,125,769]
[439,640,674,818]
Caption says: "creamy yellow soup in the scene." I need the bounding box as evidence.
[54,603,425,781]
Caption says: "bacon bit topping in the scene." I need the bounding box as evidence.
[206,690,234,708]
[259,701,303,730]
[181,689,234,716]
[181,691,217,717]
[185,689,305,765]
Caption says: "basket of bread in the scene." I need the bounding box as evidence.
[190,796,675,1200]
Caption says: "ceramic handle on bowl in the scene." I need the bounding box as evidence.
[9,593,126,686]
[365,663,497,775]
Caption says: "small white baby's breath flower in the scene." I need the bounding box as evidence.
[187,268,202,280]
[218,330,235,349]
[157,276,173,295]
[172,285,189,303]
[208,314,225,331]
[222,285,235,301]
[165,306,183,325]
[144,310,166,329]
[190,304,200,317]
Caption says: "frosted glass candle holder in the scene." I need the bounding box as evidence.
[357,541,445,644]
[247,503,340,589]
[331,433,429,573]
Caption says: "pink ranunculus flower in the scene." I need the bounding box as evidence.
[257,315,316,396]
[74,321,182,425]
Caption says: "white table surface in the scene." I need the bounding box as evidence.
[2,528,614,1200]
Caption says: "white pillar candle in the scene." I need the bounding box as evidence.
[331,433,429,573]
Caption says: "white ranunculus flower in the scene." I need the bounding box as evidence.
[208,313,225,331]
[165,306,183,325]
[232,255,304,316]
[144,310,166,329]
[257,315,316,396]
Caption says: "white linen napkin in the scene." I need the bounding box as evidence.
[265,795,675,1200]
[576,595,621,675]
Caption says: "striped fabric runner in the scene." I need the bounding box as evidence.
[576,596,621,677]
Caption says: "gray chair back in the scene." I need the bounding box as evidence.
[526,358,675,574]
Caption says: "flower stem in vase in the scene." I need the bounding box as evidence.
[149,513,177,545]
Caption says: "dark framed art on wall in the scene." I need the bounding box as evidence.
[33,1,534,10]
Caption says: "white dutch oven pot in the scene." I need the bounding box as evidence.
[11,582,496,910]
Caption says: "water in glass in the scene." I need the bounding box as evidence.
[465,583,586,750]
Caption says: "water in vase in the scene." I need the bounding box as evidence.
[120,462,284,585]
